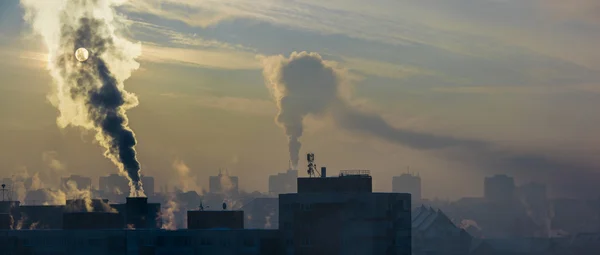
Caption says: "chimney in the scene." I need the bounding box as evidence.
[126,197,148,229]
[321,167,327,178]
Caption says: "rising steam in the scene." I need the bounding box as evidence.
[21,0,145,196]
[261,52,483,167]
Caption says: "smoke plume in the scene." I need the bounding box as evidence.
[161,198,179,230]
[172,159,203,194]
[261,52,484,167]
[21,0,145,196]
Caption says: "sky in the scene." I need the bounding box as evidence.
[1,0,600,199]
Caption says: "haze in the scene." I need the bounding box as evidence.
[1,0,600,200]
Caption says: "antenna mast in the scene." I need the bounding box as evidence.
[306,153,320,178]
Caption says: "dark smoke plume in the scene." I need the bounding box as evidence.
[261,52,600,199]
[21,0,145,196]
[262,52,483,168]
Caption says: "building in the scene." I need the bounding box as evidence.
[209,171,239,194]
[0,229,283,255]
[268,169,297,195]
[484,174,516,203]
[187,210,244,229]
[242,197,279,229]
[412,205,473,255]
[61,175,92,190]
[4,197,161,230]
[279,169,412,255]
[99,174,129,195]
[393,173,422,201]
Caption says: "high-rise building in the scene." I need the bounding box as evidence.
[268,169,297,195]
[392,173,422,201]
[484,174,515,203]
[209,171,239,194]
[61,175,92,190]
[279,169,412,255]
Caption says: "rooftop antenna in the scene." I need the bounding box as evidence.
[306,153,320,178]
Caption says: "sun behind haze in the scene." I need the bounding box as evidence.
[1,0,600,199]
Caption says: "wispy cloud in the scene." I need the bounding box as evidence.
[140,43,260,70]
[341,57,436,80]
[159,93,276,116]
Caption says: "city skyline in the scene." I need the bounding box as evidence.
[1,0,600,200]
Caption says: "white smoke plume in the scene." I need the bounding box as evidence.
[20,0,145,197]
[29,221,40,230]
[261,52,485,169]
[219,171,234,193]
[42,151,66,173]
[172,159,203,194]
[11,167,37,203]
[161,198,179,230]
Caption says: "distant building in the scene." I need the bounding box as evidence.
[99,174,129,195]
[4,197,161,230]
[268,169,297,195]
[393,173,422,201]
[279,169,412,255]
[412,205,473,255]
[484,174,515,203]
[242,197,279,229]
[209,171,239,194]
[61,175,92,190]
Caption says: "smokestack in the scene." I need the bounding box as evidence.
[21,0,145,197]
[321,167,327,178]
[126,197,148,229]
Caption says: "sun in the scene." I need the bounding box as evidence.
[75,47,89,62]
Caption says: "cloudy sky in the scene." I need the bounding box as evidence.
[1,0,600,199]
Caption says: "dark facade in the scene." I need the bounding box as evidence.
[297,173,372,193]
[280,170,411,255]
[187,210,244,229]
[125,197,148,229]
[0,213,11,229]
[63,212,123,230]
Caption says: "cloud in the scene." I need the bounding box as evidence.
[159,93,276,116]
[340,56,435,80]
[140,43,260,70]
[540,0,600,24]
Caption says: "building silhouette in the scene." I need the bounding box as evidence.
[61,175,92,190]
[209,171,239,194]
[393,173,422,201]
[279,169,412,255]
[484,174,516,203]
[268,169,297,195]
